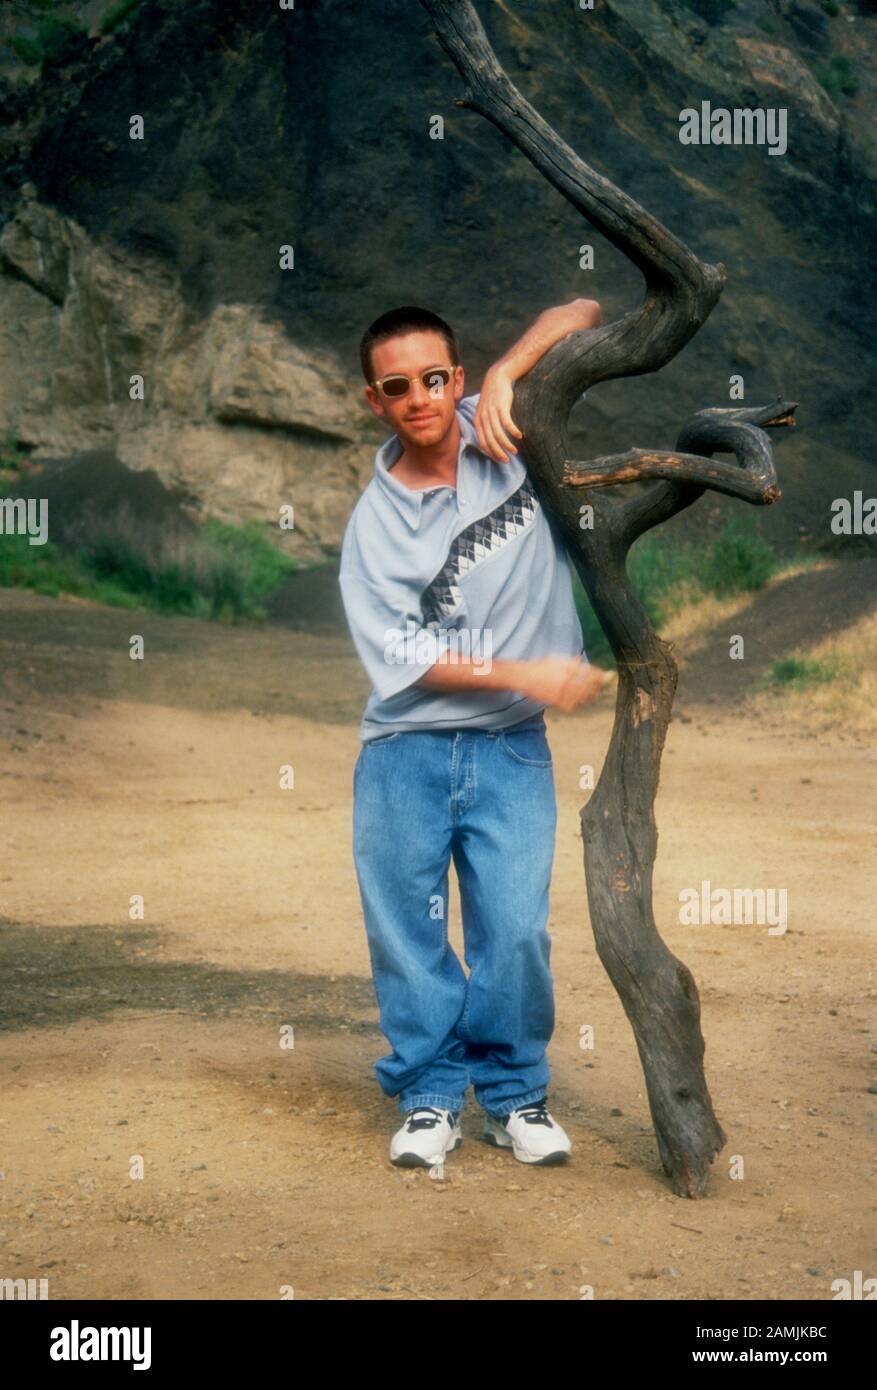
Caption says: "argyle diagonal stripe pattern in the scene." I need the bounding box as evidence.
[420,476,540,625]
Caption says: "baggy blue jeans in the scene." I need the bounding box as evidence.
[352,712,557,1118]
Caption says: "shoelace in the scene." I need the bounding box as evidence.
[512,1101,552,1127]
[405,1107,445,1132]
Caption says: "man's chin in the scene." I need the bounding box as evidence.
[400,422,445,448]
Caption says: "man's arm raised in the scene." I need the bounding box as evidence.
[474,298,602,463]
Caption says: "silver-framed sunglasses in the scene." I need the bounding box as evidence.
[370,364,457,399]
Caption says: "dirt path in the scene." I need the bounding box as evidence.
[0,588,875,1300]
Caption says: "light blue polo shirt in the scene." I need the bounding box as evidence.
[339,393,586,742]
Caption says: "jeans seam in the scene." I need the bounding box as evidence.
[497,731,553,768]
[459,972,472,1040]
[441,878,449,953]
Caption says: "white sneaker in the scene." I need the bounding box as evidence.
[389,1106,462,1168]
[482,1099,571,1165]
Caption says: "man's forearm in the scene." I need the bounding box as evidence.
[473,298,603,462]
[417,658,528,694]
[489,298,602,384]
[416,654,611,715]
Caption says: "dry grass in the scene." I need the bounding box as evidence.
[662,558,829,651]
[662,558,877,738]
[749,607,877,737]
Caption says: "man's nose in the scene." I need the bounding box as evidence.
[409,377,442,405]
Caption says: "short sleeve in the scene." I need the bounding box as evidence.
[339,571,449,702]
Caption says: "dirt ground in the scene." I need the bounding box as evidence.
[0,584,875,1301]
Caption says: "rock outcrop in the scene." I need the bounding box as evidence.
[0,188,375,560]
[0,0,874,556]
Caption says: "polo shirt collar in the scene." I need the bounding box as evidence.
[374,404,484,531]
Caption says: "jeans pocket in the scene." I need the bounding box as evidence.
[498,727,553,767]
[367,731,403,747]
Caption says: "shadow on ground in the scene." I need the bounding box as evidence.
[0,919,380,1036]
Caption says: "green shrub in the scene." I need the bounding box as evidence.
[572,515,783,667]
[698,514,777,596]
[101,0,142,36]
[816,56,860,100]
[570,572,613,668]
[11,35,42,66]
[820,0,840,16]
[0,532,139,607]
[74,510,297,619]
[0,434,28,471]
[9,13,87,71]
[200,519,297,604]
[34,15,87,67]
[762,656,841,691]
[833,56,859,97]
[0,509,297,621]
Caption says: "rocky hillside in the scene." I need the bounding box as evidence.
[0,0,875,561]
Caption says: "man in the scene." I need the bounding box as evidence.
[339,301,609,1170]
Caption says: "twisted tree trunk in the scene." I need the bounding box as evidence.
[421,0,797,1196]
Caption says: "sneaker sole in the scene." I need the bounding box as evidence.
[481,1129,570,1165]
[389,1134,463,1168]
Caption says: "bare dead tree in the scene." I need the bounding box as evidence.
[421,0,797,1197]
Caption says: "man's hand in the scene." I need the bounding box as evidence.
[473,365,522,464]
[513,657,614,712]
[474,298,603,463]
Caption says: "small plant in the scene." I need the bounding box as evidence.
[0,532,140,606]
[0,507,297,621]
[816,55,860,100]
[762,656,842,691]
[572,515,783,668]
[820,0,840,16]
[201,518,297,605]
[0,434,28,472]
[833,56,859,97]
[9,11,87,71]
[35,15,87,67]
[101,0,142,36]
[11,34,42,66]
[699,514,777,596]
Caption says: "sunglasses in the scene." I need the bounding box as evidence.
[371,365,456,399]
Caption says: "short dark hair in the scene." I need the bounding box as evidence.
[359,305,459,385]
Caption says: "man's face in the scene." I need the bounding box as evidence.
[365,330,464,452]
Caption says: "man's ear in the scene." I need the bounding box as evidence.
[364,385,388,420]
[453,365,465,401]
